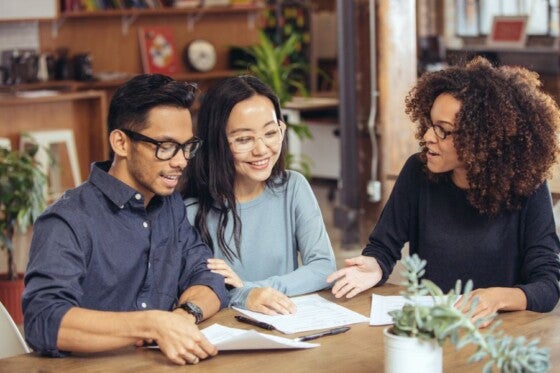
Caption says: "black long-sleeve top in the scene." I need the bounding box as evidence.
[364,154,560,312]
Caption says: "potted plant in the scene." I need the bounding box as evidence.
[0,142,47,323]
[234,31,313,176]
[385,254,549,373]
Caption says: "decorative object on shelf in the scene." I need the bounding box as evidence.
[487,15,528,49]
[174,0,201,7]
[203,0,231,6]
[385,254,549,373]
[0,140,47,323]
[138,26,180,75]
[183,39,217,72]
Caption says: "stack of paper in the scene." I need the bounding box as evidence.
[233,294,370,334]
[369,294,435,325]
[202,324,318,350]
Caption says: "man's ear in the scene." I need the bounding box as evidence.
[109,130,129,158]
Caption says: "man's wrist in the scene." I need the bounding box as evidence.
[174,302,203,324]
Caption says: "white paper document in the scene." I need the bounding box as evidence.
[233,294,369,334]
[201,324,319,350]
[370,294,435,325]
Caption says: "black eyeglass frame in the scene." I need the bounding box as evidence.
[429,123,460,140]
[121,129,202,160]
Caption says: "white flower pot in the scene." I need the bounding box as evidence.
[383,327,442,373]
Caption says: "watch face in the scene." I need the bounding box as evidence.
[185,39,217,72]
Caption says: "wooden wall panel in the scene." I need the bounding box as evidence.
[377,0,418,203]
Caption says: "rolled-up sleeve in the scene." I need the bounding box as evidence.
[22,213,86,356]
[178,212,230,309]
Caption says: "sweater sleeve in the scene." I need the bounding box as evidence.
[362,154,421,284]
[516,182,560,312]
[229,172,336,308]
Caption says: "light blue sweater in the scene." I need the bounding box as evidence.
[185,171,336,308]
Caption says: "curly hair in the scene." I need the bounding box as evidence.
[405,56,560,215]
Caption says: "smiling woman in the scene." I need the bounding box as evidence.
[182,75,336,315]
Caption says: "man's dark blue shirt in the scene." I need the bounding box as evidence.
[22,161,229,356]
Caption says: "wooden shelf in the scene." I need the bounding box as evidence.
[1,70,239,93]
[0,90,108,178]
[58,5,263,19]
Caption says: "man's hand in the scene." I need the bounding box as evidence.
[207,258,243,288]
[149,310,217,365]
[327,256,383,299]
[246,287,296,315]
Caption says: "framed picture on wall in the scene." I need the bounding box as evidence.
[138,26,180,75]
[487,15,528,48]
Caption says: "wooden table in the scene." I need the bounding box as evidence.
[1,284,559,372]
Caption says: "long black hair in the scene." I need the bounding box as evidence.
[181,75,287,260]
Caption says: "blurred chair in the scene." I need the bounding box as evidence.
[0,301,31,359]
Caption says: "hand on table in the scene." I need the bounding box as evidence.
[456,287,527,328]
[148,310,217,365]
[246,287,296,315]
[207,258,243,288]
[327,256,383,299]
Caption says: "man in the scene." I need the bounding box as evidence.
[22,74,229,366]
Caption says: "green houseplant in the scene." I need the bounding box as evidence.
[0,142,47,322]
[236,31,313,176]
[386,254,549,373]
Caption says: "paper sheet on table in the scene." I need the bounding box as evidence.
[201,324,319,350]
[233,294,369,334]
[370,294,435,325]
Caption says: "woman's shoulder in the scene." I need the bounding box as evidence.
[183,197,199,208]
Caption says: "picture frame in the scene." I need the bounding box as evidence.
[138,26,180,75]
[487,15,528,48]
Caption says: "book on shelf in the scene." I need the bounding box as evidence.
[138,26,180,75]
[174,0,200,8]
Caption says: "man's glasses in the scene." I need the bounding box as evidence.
[121,129,202,161]
[228,125,284,153]
[429,123,459,140]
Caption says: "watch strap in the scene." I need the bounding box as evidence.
[175,302,203,324]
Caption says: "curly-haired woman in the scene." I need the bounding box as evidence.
[328,57,560,322]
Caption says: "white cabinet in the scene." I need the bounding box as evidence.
[284,97,340,180]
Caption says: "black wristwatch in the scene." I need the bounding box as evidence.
[175,302,203,324]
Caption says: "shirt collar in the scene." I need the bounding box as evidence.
[89,161,139,208]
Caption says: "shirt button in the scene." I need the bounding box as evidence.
[119,205,124,209]
[135,193,142,200]
[143,221,148,228]
[141,302,147,309]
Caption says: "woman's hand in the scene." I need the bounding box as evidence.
[326,256,383,299]
[246,287,296,315]
[457,287,527,328]
[207,258,243,288]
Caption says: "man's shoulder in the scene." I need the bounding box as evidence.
[45,183,93,213]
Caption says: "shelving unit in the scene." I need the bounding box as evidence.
[0,2,265,171]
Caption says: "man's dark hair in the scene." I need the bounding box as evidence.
[108,74,196,134]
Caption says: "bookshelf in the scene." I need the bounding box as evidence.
[0,1,264,170]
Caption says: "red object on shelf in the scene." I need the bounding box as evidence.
[138,26,180,75]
